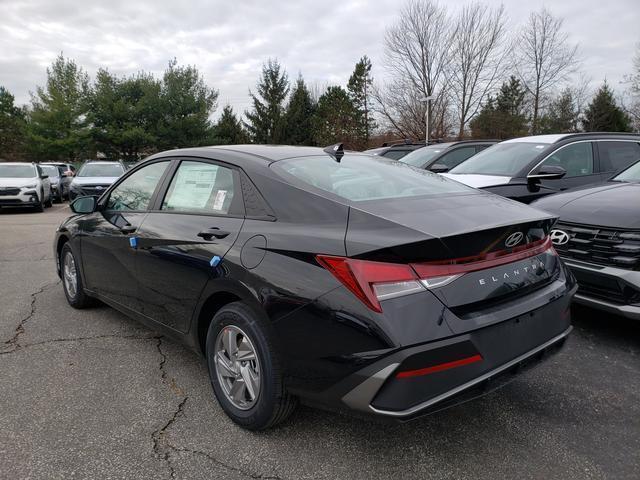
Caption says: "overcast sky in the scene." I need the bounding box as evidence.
[1,0,639,118]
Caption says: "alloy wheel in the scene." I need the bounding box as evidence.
[63,251,78,299]
[214,325,261,410]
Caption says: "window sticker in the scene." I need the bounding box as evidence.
[212,190,227,210]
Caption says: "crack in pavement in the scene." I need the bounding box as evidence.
[2,280,61,354]
[0,333,157,355]
[165,443,285,480]
[152,337,189,479]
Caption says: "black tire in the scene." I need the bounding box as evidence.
[34,192,44,212]
[60,243,95,309]
[206,302,297,430]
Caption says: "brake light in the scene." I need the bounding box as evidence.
[316,237,554,313]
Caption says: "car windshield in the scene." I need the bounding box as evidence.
[273,154,473,202]
[400,145,448,167]
[450,142,551,176]
[41,165,59,177]
[612,160,640,182]
[0,164,35,178]
[78,163,124,177]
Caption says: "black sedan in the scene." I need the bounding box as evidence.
[532,160,640,320]
[54,144,576,430]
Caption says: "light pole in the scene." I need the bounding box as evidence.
[420,95,434,145]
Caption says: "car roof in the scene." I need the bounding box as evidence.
[503,132,640,145]
[146,145,340,164]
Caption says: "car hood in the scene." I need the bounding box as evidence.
[441,173,512,188]
[531,182,640,229]
[0,177,38,187]
[72,176,120,185]
[346,191,555,257]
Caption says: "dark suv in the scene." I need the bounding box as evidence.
[444,133,640,203]
[400,140,497,172]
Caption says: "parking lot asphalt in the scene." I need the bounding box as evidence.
[1,203,639,480]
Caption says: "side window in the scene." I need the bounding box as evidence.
[438,147,477,169]
[598,141,640,173]
[476,144,491,153]
[161,161,239,215]
[106,161,169,211]
[540,142,594,178]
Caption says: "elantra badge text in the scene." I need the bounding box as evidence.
[478,259,545,286]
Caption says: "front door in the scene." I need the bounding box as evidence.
[79,160,171,312]
[135,160,245,332]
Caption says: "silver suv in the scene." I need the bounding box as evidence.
[69,161,125,200]
[0,163,52,212]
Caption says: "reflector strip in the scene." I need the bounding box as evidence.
[395,354,483,379]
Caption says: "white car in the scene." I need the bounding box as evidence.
[0,163,52,212]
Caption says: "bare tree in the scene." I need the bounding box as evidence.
[626,42,640,131]
[448,2,508,139]
[516,8,579,134]
[376,0,452,139]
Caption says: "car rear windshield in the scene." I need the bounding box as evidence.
[41,165,59,177]
[613,160,640,182]
[450,142,550,176]
[78,163,124,177]
[273,155,472,202]
[0,164,35,178]
[400,145,448,167]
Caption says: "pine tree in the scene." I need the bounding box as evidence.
[212,105,247,145]
[347,56,376,149]
[538,88,579,133]
[312,86,357,146]
[583,82,632,132]
[470,76,528,139]
[0,86,27,161]
[28,54,92,161]
[245,59,289,143]
[157,59,218,150]
[284,76,315,145]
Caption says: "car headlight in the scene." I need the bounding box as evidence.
[22,183,37,189]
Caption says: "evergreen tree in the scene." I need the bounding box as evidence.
[245,59,289,143]
[284,76,315,145]
[347,56,376,149]
[583,82,632,132]
[0,86,27,161]
[157,59,219,149]
[538,88,580,133]
[212,105,247,145]
[470,76,528,139]
[312,86,357,146]
[89,69,162,160]
[28,54,92,161]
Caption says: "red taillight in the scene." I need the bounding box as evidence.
[316,237,555,313]
[315,255,417,313]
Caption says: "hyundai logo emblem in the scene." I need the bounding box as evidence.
[550,229,570,246]
[505,232,524,248]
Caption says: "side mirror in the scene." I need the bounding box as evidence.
[70,196,97,214]
[528,165,566,181]
[430,163,450,173]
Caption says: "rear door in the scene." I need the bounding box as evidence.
[135,159,245,332]
[430,146,478,171]
[597,141,640,179]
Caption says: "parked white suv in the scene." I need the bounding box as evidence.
[0,163,52,212]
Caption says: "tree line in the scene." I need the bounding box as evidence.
[1,0,639,163]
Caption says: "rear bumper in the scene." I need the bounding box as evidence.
[340,295,572,418]
[562,258,640,320]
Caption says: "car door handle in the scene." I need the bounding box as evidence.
[197,228,230,240]
[120,224,137,234]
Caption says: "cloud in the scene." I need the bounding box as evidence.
[1,0,638,118]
